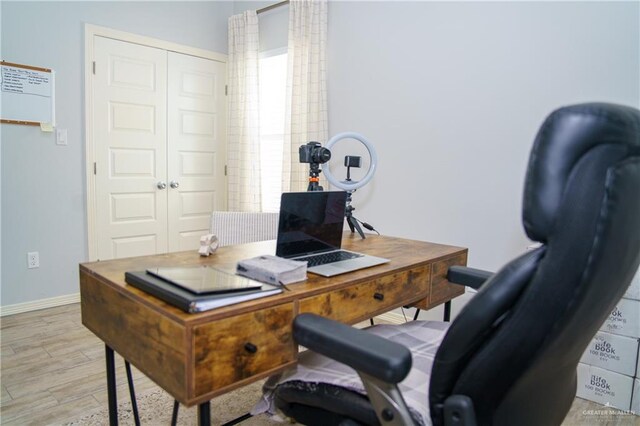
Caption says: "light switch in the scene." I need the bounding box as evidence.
[56,129,68,145]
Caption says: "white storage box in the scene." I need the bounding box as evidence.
[624,266,640,301]
[580,331,639,376]
[576,363,633,411]
[600,298,640,338]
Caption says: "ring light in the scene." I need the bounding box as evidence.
[323,132,377,191]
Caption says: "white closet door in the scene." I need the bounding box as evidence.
[167,52,227,252]
[93,36,168,259]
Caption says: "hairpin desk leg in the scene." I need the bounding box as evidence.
[171,400,180,426]
[124,361,140,426]
[412,301,452,322]
[221,413,253,426]
[443,301,451,322]
[198,401,211,426]
[105,345,118,426]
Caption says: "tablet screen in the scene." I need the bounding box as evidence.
[146,266,262,295]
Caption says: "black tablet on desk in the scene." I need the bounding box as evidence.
[146,266,262,295]
[125,271,281,313]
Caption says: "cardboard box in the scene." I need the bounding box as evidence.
[580,331,639,376]
[600,298,640,338]
[625,266,640,301]
[632,378,640,416]
[576,363,633,411]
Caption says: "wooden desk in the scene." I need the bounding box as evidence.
[80,234,466,423]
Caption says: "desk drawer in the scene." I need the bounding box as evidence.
[414,253,466,310]
[299,265,431,324]
[193,303,295,396]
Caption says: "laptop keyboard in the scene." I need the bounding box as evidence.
[296,250,363,267]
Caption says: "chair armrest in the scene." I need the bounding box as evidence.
[293,313,412,384]
[447,266,493,290]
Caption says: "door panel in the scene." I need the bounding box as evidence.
[167,52,227,252]
[92,36,226,258]
[111,235,159,259]
[94,36,168,260]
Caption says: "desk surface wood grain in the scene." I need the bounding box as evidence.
[80,233,467,406]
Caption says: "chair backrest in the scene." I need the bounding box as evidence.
[429,103,640,426]
[210,211,279,247]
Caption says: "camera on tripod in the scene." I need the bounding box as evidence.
[298,132,378,239]
[299,142,331,191]
[299,141,331,164]
[298,138,375,239]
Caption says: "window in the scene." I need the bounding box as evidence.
[258,50,287,212]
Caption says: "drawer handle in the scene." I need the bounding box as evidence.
[244,343,258,354]
[373,292,384,301]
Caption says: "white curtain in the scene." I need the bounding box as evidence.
[282,0,329,192]
[227,11,262,212]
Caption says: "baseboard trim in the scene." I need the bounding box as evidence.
[0,293,80,317]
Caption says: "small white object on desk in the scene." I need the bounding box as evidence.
[237,255,307,289]
[199,234,219,256]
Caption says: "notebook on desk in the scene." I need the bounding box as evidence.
[275,191,389,277]
[125,270,281,313]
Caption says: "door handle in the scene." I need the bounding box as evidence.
[157,181,167,190]
[170,180,180,189]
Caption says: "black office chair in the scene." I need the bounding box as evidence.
[272,103,640,426]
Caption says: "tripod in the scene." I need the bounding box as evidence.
[307,163,324,191]
[345,191,366,239]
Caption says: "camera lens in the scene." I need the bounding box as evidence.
[313,147,331,163]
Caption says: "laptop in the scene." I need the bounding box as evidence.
[276,191,389,277]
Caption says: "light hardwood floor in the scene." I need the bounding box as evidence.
[1,304,638,425]
[1,303,160,425]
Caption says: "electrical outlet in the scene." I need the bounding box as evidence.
[27,252,39,269]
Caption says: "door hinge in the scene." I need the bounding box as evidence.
[93,162,97,175]
[92,61,96,75]
[225,85,228,96]
[224,165,228,176]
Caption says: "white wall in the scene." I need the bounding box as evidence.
[1,1,638,310]
[233,1,289,52]
[0,1,233,307]
[326,1,639,273]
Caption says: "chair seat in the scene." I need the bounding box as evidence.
[261,320,450,425]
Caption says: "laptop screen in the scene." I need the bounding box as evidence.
[276,191,347,258]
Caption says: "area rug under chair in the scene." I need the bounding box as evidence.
[66,380,291,425]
